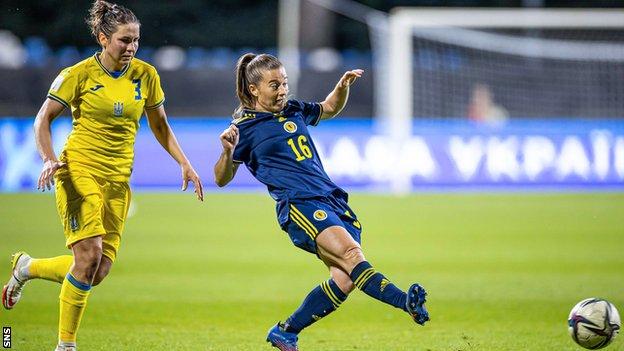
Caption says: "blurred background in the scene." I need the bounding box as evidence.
[0,0,623,192]
[1,3,623,350]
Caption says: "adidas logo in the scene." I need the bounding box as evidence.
[380,278,390,292]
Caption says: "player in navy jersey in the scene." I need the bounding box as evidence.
[214,53,429,351]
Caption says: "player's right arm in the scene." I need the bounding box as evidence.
[33,98,67,191]
[214,124,240,187]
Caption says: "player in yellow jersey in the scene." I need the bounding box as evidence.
[1,1,203,350]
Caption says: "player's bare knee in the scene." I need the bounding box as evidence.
[92,257,113,286]
[74,246,102,280]
[341,246,365,272]
[92,269,108,286]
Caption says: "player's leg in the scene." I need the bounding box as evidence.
[283,265,352,333]
[54,173,109,349]
[2,252,74,310]
[57,236,102,349]
[316,226,429,325]
[91,256,112,286]
[90,179,129,287]
[267,265,352,351]
[268,201,356,350]
[57,178,127,349]
[30,256,74,283]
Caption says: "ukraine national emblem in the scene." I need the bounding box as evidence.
[113,102,124,117]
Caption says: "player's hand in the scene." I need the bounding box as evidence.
[338,69,364,88]
[37,159,66,191]
[181,163,204,201]
[220,124,239,153]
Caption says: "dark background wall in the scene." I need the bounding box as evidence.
[0,1,622,117]
[2,1,622,50]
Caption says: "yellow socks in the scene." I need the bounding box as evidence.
[29,256,73,283]
[58,273,91,344]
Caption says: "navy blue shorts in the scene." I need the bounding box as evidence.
[277,192,362,255]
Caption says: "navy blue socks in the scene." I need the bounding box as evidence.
[350,261,407,311]
[284,279,347,333]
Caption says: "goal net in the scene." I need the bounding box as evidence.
[386,9,624,135]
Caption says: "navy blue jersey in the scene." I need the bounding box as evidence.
[232,100,345,201]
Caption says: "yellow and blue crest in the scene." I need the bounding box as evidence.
[313,210,327,221]
[283,121,297,133]
[113,102,124,117]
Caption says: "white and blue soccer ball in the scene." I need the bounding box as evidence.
[568,298,621,349]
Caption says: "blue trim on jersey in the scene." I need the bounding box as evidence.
[94,53,130,79]
[66,273,91,291]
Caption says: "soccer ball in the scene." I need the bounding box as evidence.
[568,298,621,349]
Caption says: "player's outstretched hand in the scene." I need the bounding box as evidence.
[181,163,204,201]
[220,124,239,152]
[37,159,66,191]
[338,69,364,88]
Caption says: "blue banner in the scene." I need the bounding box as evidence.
[1,117,623,192]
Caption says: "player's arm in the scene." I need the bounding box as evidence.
[145,105,204,201]
[33,98,67,191]
[320,69,364,120]
[214,124,240,187]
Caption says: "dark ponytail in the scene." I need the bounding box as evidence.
[234,53,257,118]
[233,53,284,118]
[86,0,140,46]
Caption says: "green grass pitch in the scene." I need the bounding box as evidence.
[1,192,623,350]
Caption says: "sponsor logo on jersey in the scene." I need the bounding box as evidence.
[113,102,124,117]
[283,121,297,133]
[313,210,327,221]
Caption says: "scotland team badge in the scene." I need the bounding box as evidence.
[313,210,327,221]
[283,121,297,133]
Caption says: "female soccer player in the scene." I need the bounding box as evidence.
[214,53,429,351]
[1,1,203,350]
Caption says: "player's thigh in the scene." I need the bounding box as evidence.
[316,225,365,271]
[101,181,131,262]
[286,201,338,254]
[54,172,106,248]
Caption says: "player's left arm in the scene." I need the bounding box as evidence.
[145,106,204,201]
[320,69,363,120]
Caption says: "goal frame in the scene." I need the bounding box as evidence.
[387,8,624,138]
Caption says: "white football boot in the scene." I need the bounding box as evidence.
[54,342,77,351]
[2,251,32,309]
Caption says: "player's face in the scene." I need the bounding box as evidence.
[103,23,140,69]
[252,67,288,113]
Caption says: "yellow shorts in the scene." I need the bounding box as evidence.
[54,170,131,262]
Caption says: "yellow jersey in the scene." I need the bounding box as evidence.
[48,53,165,182]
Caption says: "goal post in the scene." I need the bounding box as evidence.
[386,8,624,193]
[388,8,624,132]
